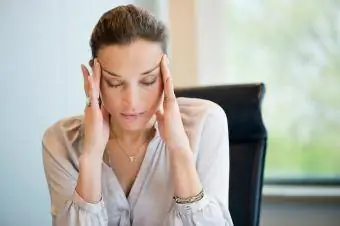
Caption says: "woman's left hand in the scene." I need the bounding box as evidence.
[156,55,202,198]
[156,55,191,154]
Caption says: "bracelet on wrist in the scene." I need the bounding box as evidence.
[173,189,204,204]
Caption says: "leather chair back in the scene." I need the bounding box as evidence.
[175,83,267,226]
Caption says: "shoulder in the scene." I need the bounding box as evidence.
[177,97,228,153]
[177,97,226,119]
[42,115,84,164]
[177,97,228,129]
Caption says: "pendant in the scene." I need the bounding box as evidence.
[129,156,136,162]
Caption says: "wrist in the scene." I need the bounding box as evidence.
[77,150,103,203]
[75,153,102,204]
[82,143,104,159]
[169,148,202,198]
[169,146,193,165]
[80,151,103,166]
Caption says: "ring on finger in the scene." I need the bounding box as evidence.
[86,96,92,107]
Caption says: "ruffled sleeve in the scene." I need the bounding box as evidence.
[42,117,108,226]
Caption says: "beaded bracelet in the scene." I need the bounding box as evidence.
[173,189,204,204]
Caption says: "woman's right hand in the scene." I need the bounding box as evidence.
[81,59,110,160]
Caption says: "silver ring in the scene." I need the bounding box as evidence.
[86,96,91,107]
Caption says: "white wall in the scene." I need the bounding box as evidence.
[0,1,131,225]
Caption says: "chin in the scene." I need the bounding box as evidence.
[118,121,141,130]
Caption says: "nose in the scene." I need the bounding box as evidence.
[122,85,139,111]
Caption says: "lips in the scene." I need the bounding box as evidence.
[121,112,145,121]
[121,112,145,116]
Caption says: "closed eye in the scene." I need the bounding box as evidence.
[104,75,158,88]
[141,75,158,86]
[106,79,124,88]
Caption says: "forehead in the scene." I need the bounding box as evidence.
[97,39,163,76]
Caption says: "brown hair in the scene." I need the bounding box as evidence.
[89,4,168,66]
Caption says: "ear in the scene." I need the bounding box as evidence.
[89,59,94,68]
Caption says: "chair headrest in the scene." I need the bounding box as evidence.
[175,83,267,143]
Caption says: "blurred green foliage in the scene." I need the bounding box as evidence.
[225,0,340,178]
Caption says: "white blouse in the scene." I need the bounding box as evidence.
[42,97,234,226]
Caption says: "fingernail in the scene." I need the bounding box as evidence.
[81,65,87,75]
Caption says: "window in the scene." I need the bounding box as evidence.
[150,0,340,181]
[224,0,340,180]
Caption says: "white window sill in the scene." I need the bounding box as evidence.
[262,185,340,204]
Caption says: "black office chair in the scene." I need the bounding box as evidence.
[175,83,267,226]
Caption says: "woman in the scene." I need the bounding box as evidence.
[42,4,233,226]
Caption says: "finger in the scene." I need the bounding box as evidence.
[88,67,99,102]
[87,75,99,109]
[101,105,110,122]
[92,59,102,95]
[154,91,164,124]
[160,54,169,85]
[81,64,90,96]
[155,110,164,123]
[84,75,92,112]
[161,55,176,101]
[164,76,175,102]
[158,92,165,114]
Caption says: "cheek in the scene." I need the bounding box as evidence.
[146,79,163,112]
[100,85,121,112]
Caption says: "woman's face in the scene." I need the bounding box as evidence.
[96,39,164,131]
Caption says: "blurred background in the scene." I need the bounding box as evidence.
[0,0,339,225]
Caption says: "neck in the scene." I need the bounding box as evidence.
[109,116,156,145]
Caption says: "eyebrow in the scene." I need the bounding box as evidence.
[100,63,160,78]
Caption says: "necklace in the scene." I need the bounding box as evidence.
[107,120,156,163]
[108,127,155,163]
[115,139,147,162]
